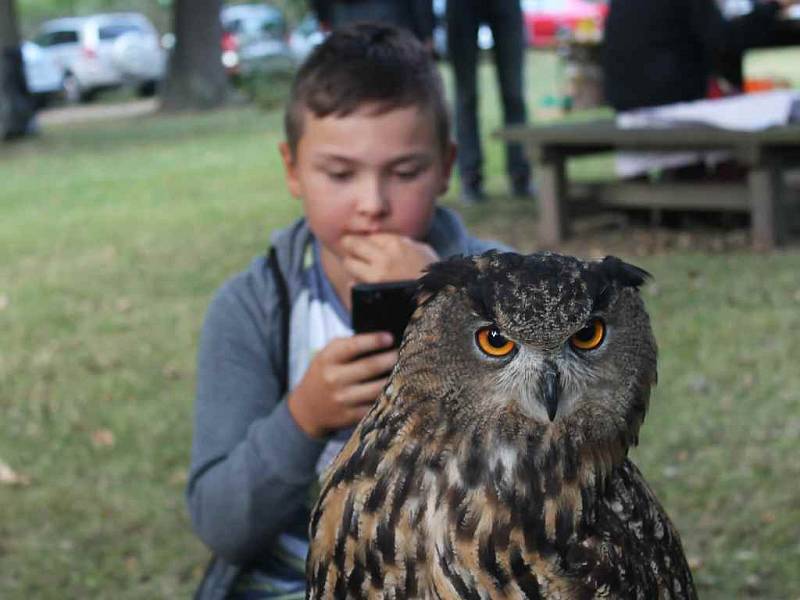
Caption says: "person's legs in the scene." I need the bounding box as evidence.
[447,0,484,201]
[331,1,410,31]
[488,0,531,196]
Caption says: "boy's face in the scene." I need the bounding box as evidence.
[280,104,455,261]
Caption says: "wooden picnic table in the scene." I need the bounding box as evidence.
[499,120,800,250]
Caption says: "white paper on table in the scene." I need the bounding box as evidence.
[615,90,800,178]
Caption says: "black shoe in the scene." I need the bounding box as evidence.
[511,180,536,199]
[459,185,487,205]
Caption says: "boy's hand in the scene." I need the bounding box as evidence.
[287,332,398,439]
[341,233,439,283]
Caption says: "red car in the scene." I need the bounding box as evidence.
[522,0,608,48]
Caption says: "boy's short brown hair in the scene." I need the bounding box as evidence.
[284,23,450,157]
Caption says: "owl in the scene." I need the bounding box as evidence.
[307,251,697,599]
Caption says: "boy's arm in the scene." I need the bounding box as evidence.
[187,272,326,566]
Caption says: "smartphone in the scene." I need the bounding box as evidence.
[351,280,419,348]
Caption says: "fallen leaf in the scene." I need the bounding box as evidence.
[124,555,139,573]
[0,459,31,486]
[735,549,756,562]
[0,294,8,311]
[687,374,710,394]
[170,469,188,486]
[91,429,115,448]
[741,372,755,389]
[676,450,689,462]
[687,555,704,570]
[760,511,776,524]
[115,298,133,313]
[677,234,693,250]
[662,465,679,479]
[162,364,182,380]
[745,573,761,589]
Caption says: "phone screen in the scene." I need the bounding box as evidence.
[351,280,418,348]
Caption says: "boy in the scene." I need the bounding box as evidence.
[188,24,509,599]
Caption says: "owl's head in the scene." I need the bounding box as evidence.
[400,251,657,453]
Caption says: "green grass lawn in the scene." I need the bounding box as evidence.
[1,50,799,598]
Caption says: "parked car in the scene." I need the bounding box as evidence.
[22,41,63,107]
[522,0,608,48]
[288,13,326,63]
[33,13,166,103]
[220,3,294,78]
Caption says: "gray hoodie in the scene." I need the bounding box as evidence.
[188,207,508,598]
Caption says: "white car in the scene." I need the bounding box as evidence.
[22,41,63,106]
[33,13,166,103]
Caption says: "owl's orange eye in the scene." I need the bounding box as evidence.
[476,327,517,357]
[570,318,605,351]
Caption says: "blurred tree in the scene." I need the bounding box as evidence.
[1,0,35,140]
[160,0,230,110]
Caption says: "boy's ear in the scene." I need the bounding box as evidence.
[439,141,457,195]
[279,141,302,198]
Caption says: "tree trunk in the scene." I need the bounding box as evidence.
[0,0,35,140]
[160,0,230,110]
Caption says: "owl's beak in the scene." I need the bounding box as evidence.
[542,367,559,422]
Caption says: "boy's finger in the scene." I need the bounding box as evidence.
[335,377,391,407]
[328,349,397,390]
[337,348,398,383]
[329,332,394,362]
[344,404,373,425]
[342,255,377,282]
[341,234,381,260]
[362,232,401,249]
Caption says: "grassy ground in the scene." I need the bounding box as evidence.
[1,50,799,598]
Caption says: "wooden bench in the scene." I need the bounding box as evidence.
[498,120,800,250]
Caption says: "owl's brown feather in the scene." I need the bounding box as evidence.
[307,252,697,599]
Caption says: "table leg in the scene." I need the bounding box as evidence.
[536,157,568,246]
[748,166,784,251]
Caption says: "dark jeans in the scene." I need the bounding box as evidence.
[332,2,412,29]
[446,0,530,191]
[329,0,433,41]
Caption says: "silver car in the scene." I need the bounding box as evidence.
[22,41,63,106]
[220,3,295,77]
[288,14,326,64]
[34,13,166,103]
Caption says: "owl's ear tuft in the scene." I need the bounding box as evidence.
[418,254,481,299]
[417,253,496,318]
[597,256,652,289]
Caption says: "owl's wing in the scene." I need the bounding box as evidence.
[562,459,698,599]
[306,430,371,599]
[306,400,430,599]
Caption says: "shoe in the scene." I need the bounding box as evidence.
[508,169,534,199]
[511,179,536,199]
[459,185,487,205]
